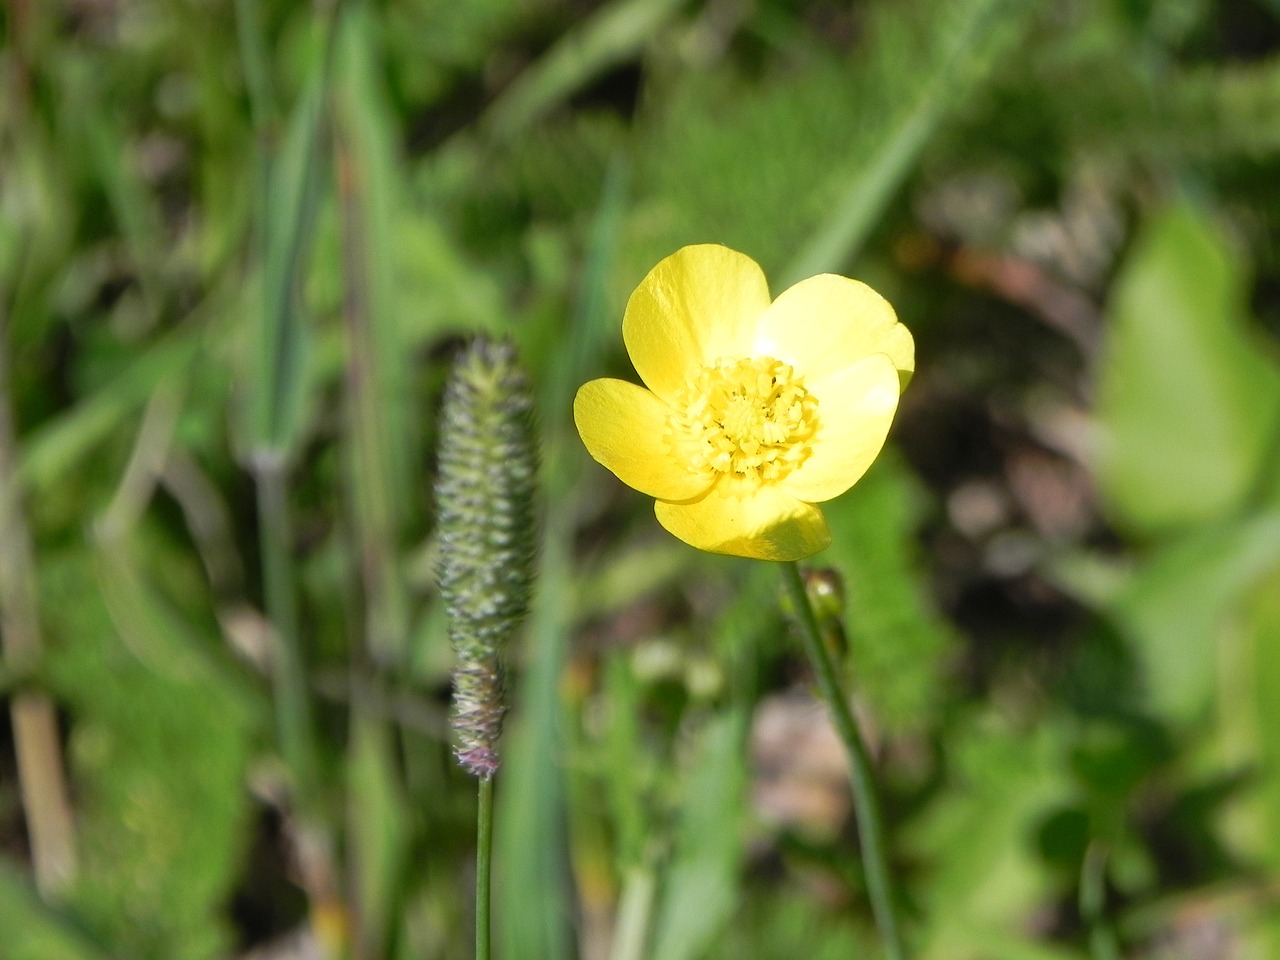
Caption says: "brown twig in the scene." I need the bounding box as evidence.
[0,304,78,897]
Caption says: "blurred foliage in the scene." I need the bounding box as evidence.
[2,0,1280,959]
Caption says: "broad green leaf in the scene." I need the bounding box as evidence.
[1111,510,1280,722]
[0,861,110,960]
[1095,204,1280,534]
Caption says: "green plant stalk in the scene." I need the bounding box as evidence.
[235,0,275,345]
[610,865,656,960]
[333,82,407,665]
[253,457,350,947]
[436,338,541,956]
[780,561,905,960]
[237,0,329,809]
[234,0,277,137]
[1080,841,1121,960]
[331,21,413,953]
[476,775,495,960]
[253,456,317,801]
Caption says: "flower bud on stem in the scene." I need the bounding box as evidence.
[780,560,907,960]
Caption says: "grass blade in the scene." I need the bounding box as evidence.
[781,0,1029,284]
[482,0,686,142]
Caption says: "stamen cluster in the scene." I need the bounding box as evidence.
[668,356,818,489]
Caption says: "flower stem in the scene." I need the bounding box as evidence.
[780,561,906,960]
[476,775,495,960]
[1080,841,1121,960]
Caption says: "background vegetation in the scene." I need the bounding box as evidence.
[2,0,1280,958]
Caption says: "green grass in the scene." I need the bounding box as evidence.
[2,0,1280,958]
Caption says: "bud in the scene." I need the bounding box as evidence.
[436,337,538,779]
[802,568,846,625]
[803,567,848,660]
[781,567,848,661]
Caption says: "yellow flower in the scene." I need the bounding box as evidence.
[574,244,913,561]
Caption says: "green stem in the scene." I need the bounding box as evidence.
[780,561,906,960]
[254,456,317,801]
[610,864,656,960]
[1080,841,1121,960]
[476,775,495,960]
[234,0,277,139]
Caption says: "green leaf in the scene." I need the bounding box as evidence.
[628,0,1031,283]
[648,710,748,960]
[1111,510,1280,723]
[240,31,333,461]
[823,455,957,733]
[42,550,258,960]
[1095,203,1280,534]
[481,0,686,142]
[781,0,1030,283]
[601,655,652,869]
[907,717,1076,958]
[496,527,575,960]
[17,326,203,493]
[0,121,76,343]
[497,171,630,960]
[1241,569,1280,956]
[332,6,414,662]
[713,894,873,960]
[347,716,407,959]
[0,861,110,960]
[62,58,166,312]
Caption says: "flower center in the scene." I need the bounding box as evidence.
[667,356,818,489]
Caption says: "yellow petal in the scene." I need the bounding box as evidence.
[753,274,914,388]
[654,484,831,561]
[780,354,900,503]
[623,244,772,403]
[574,378,714,501]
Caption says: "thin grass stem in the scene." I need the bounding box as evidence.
[476,775,495,960]
[253,456,317,799]
[779,560,905,960]
[234,0,277,138]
